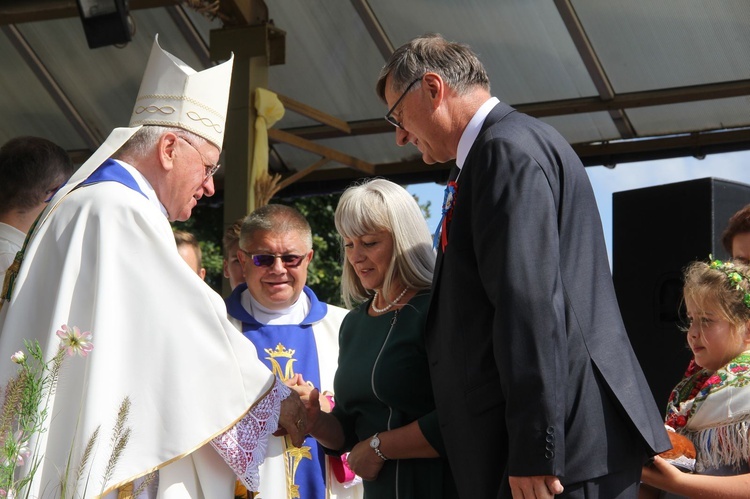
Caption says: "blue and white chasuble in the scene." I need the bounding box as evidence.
[227,284,328,499]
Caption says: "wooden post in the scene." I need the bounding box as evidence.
[210,21,286,295]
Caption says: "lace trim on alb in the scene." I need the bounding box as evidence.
[210,378,290,491]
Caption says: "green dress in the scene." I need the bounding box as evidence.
[330,292,458,498]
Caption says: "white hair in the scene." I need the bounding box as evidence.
[113,126,207,161]
[335,178,435,308]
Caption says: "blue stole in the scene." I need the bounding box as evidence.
[226,285,328,499]
[79,158,148,198]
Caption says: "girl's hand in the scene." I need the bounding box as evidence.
[641,456,685,493]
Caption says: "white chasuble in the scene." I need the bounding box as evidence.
[0,161,280,497]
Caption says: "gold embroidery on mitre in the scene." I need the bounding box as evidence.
[133,105,176,115]
[135,93,224,119]
[186,110,223,133]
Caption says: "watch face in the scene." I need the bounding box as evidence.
[370,436,380,448]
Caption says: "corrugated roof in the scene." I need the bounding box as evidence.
[2,0,749,196]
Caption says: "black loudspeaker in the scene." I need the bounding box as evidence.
[613,177,750,410]
[76,0,131,49]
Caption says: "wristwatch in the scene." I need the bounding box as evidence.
[369,432,388,461]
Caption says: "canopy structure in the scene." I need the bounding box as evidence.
[2,0,749,205]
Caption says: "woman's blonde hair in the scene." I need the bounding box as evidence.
[683,260,750,336]
[335,178,435,308]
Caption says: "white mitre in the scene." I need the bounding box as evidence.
[129,35,232,151]
[45,35,234,215]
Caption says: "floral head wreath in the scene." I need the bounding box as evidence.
[708,257,750,309]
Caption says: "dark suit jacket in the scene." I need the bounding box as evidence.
[425,102,671,498]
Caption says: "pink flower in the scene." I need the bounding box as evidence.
[10,351,24,364]
[56,324,93,357]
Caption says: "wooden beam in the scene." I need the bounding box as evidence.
[283,119,391,140]
[523,79,750,117]
[268,128,375,174]
[275,158,331,191]
[276,93,351,134]
[210,23,285,65]
[282,79,750,141]
[218,0,267,27]
[275,159,453,198]
[574,128,750,167]
[275,128,750,190]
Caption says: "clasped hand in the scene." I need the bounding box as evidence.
[274,374,320,447]
[283,374,325,434]
[283,375,384,480]
[273,378,309,447]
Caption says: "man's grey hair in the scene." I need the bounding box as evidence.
[376,33,490,101]
[113,126,207,161]
[240,204,313,251]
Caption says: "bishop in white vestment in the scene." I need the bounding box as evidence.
[0,37,307,498]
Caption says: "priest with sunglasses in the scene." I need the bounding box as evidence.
[226,203,363,499]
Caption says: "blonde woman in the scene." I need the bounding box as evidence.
[292,179,457,498]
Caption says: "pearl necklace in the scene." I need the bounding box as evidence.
[371,288,408,314]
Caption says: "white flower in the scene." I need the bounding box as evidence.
[10,352,24,364]
[56,325,94,357]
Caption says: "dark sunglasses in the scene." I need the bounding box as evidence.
[239,249,306,268]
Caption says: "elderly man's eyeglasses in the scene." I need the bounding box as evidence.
[384,77,422,129]
[239,249,306,268]
[177,136,220,180]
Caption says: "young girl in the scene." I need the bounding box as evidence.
[640,259,750,498]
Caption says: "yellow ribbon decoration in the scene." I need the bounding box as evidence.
[251,88,285,210]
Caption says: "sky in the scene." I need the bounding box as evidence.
[406,150,750,265]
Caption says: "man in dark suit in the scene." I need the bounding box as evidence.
[375,34,671,499]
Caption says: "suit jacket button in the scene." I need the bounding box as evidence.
[545,450,554,459]
[546,426,554,435]
[546,442,554,451]
[546,434,554,443]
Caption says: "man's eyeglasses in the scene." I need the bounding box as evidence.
[384,77,422,129]
[177,136,221,180]
[239,249,306,268]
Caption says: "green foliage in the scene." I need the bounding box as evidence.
[172,201,224,293]
[414,195,432,221]
[173,193,344,304]
[279,193,344,307]
[174,186,429,305]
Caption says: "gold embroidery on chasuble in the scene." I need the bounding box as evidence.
[263,343,312,499]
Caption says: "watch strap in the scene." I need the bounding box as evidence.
[371,432,388,461]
